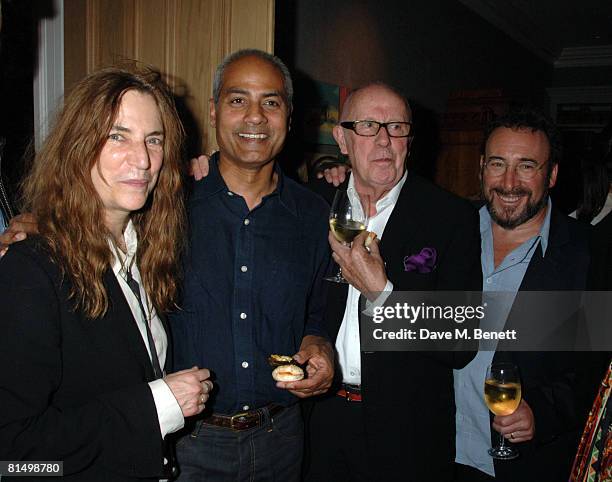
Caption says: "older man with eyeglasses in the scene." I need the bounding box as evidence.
[306,82,482,482]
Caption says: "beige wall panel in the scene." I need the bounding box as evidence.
[87,0,136,70]
[229,0,274,52]
[133,0,169,72]
[63,0,275,153]
[173,0,227,152]
[64,0,87,93]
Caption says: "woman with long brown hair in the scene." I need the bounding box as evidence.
[0,67,212,481]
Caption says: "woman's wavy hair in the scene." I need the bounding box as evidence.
[22,66,186,318]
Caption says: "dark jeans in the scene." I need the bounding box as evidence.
[175,404,303,482]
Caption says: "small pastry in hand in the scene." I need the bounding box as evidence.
[268,354,294,366]
[272,364,304,382]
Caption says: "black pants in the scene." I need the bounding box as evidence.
[305,395,370,482]
[454,462,495,482]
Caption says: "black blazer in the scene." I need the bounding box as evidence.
[313,174,482,481]
[492,209,602,482]
[588,210,612,290]
[0,238,174,481]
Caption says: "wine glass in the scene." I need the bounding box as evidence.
[484,363,522,460]
[325,189,369,283]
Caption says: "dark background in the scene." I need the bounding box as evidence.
[2,0,611,212]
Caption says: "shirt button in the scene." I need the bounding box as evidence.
[240,312,247,319]
[243,405,250,411]
[241,265,248,272]
[242,361,249,368]
[227,191,234,196]
[350,371,355,376]
[244,219,250,225]
[486,278,492,284]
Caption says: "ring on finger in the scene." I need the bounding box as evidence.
[200,393,206,404]
[510,432,515,440]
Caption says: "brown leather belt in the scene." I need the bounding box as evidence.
[202,404,285,431]
[337,383,362,402]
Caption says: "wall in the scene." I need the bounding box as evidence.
[277,0,552,114]
[64,0,275,156]
[553,66,612,88]
[275,0,554,188]
[0,0,40,199]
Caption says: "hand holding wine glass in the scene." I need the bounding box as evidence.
[326,189,369,283]
[484,362,522,460]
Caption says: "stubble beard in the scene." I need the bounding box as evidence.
[483,183,549,230]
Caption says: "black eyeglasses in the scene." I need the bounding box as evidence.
[340,120,412,138]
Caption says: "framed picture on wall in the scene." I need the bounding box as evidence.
[302,80,351,145]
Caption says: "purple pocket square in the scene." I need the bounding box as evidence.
[403,247,437,273]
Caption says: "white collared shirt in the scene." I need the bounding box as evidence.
[335,171,407,384]
[110,220,184,439]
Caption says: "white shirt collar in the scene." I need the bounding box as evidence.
[347,169,408,218]
[110,219,139,279]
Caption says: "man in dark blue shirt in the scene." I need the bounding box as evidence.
[171,49,334,481]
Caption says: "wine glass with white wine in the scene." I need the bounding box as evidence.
[326,189,369,283]
[484,362,522,460]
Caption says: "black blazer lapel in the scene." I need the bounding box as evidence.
[160,312,173,373]
[104,270,157,381]
[518,209,569,292]
[496,210,578,353]
[378,174,420,267]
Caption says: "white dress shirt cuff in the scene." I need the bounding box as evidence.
[362,280,394,316]
[149,379,184,439]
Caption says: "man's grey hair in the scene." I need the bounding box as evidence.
[212,49,293,111]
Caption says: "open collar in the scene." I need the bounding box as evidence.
[193,152,298,217]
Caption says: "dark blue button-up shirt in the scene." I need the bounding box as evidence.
[171,154,331,414]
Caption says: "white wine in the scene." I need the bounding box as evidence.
[484,379,521,416]
[329,218,366,243]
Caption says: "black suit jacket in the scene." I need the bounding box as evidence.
[588,210,612,290]
[312,174,482,481]
[492,209,600,482]
[0,238,174,481]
